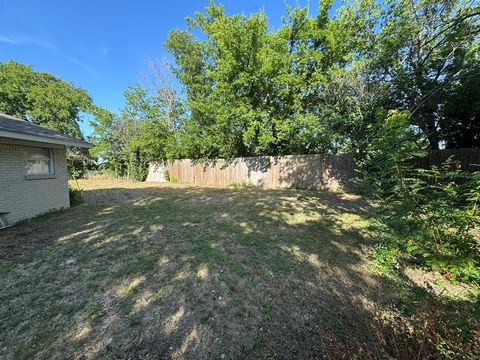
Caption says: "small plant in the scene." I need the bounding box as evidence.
[230,180,255,188]
[372,244,400,274]
[69,187,83,206]
[169,175,178,183]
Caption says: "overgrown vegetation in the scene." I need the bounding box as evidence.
[88,0,479,177]
[1,1,477,181]
[89,81,180,180]
[359,110,480,284]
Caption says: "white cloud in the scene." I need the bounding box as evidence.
[0,35,21,44]
[0,33,99,78]
[0,34,56,49]
[63,55,99,77]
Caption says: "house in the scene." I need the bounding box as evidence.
[0,113,91,228]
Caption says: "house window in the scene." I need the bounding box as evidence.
[25,147,55,176]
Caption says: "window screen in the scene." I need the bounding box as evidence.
[25,147,54,175]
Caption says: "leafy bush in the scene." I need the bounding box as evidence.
[127,149,149,181]
[69,187,83,206]
[396,164,479,283]
[372,244,400,273]
[359,110,480,284]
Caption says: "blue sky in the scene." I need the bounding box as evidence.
[0,0,340,137]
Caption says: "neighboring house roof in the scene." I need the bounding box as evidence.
[0,113,91,148]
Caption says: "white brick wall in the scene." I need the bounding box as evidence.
[0,142,70,225]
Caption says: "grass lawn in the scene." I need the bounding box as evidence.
[0,179,478,359]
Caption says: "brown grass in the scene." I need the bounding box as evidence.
[0,179,478,359]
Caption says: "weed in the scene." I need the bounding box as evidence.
[69,187,83,206]
[230,180,255,188]
[372,244,400,273]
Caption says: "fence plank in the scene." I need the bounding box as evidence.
[164,154,355,191]
[148,149,479,190]
[413,148,480,172]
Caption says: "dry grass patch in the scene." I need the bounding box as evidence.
[0,179,478,359]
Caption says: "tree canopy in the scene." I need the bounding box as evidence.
[30,0,475,180]
[89,64,181,180]
[0,61,98,139]
[161,0,479,159]
[0,60,109,175]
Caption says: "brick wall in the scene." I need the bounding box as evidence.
[0,142,70,225]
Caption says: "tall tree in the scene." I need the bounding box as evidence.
[0,61,95,139]
[166,2,280,158]
[0,60,108,175]
[165,1,383,159]
[375,0,480,149]
[90,61,181,180]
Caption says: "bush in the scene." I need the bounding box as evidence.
[394,163,479,283]
[359,109,480,284]
[372,244,401,273]
[127,150,149,181]
[69,188,83,206]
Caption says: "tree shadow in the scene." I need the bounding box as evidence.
[176,154,355,190]
[0,182,477,359]
[274,154,356,191]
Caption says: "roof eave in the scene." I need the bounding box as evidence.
[0,129,92,148]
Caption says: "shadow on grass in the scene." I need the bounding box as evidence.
[0,182,477,359]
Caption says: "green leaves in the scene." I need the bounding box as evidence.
[164,1,388,158]
[361,119,480,283]
[374,0,480,149]
[89,77,181,180]
[0,61,94,139]
[0,60,108,177]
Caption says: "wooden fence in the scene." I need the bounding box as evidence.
[146,149,480,191]
[412,148,480,172]
[147,154,355,191]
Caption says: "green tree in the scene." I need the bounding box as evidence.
[90,80,180,180]
[166,2,280,158]
[442,66,480,148]
[0,61,94,138]
[374,0,480,149]
[0,60,107,175]
[166,1,383,159]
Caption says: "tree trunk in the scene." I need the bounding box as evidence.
[428,131,440,150]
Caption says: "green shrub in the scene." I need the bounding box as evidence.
[359,109,480,284]
[127,150,149,181]
[391,163,479,283]
[372,244,401,273]
[69,188,83,206]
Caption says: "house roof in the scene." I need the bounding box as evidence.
[0,113,91,148]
